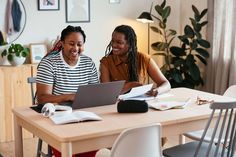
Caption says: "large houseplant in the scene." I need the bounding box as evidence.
[150,0,210,88]
[1,43,29,66]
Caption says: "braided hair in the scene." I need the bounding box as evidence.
[105,25,138,82]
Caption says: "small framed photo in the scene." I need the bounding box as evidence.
[66,0,90,23]
[38,0,60,11]
[30,43,47,64]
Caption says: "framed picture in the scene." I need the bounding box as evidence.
[66,0,90,23]
[30,43,47,64]
[109,0,121,4]
[38,0,60,11]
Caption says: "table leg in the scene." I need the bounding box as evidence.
[179,134,185,144]
[14,115,23,157]
[61,142,72,157]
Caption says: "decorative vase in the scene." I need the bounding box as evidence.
[9,55,26,66]
[0,45,10,65]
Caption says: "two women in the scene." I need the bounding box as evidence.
[36,24,170,157]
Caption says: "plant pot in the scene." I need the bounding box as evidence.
[0,45,10,65]
[9,55,26,66]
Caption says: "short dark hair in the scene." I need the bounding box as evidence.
[60,25,86,43]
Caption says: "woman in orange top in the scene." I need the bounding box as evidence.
[100,25,171,96]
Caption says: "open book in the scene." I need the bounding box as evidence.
[49,111,102,125]
[118,84,154,100]
[148,97,192,111]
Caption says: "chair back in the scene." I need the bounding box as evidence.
[27,77,37,105]
[223,85,236,98]
[110,123,162,157]
[194,101,236,157]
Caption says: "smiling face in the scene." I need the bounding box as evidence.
[61,32,84,65]
[111,31,129,59]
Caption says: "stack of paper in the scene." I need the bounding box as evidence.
[118,84,154,100]
[148,97,192,111]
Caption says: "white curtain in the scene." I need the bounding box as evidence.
[204,0,236,94]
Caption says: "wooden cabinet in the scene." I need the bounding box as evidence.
[0,64,37,142]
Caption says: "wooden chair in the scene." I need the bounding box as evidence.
[183,85,236,144]
[163,101,236,157]
[95,123,162,157]
[27,77,53,157]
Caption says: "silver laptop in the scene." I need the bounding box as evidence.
[72,80,125,109]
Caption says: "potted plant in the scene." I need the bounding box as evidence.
[1,43,30,66]
[150,0,210,88]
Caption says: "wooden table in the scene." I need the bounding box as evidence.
[13,88,236,157]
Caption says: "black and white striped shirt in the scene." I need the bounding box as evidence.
[36,51,99,95]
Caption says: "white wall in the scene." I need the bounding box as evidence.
[0,0,207,69]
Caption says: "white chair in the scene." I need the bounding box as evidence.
[27,77,52,157]
[183,85,236,143]
[163,101,236,157]
[95,123,162,157]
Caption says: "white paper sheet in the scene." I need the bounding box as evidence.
[118,84,153,100]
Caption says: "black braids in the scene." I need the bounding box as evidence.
[126,26,138,82]
[105,42,112,56]
[60,25,86,43]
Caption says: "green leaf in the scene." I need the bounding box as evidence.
[7,54,13,61]
[150,26,163,35]
[160,64,168,74]
[151,42,166,51]
[195,14,201,22]
[186,54,195,67]
[15,51,20,57]
[200,9,208,19]
[190,39,198,50]
[192,5,200,17]
[155,5,163,16]
[157,42,167,51]
[178,35,189,45]
[172,57,184,67]
[181,43,186,50]
[195,31,202,39]
[184,25,194,38]
[168,36,175,46]
[168,29,177,35]
[160,0,166,8]
[201,21,208,27]
[1,49,7,57]
[197,39,210,48]
[152,52,167,56]
[195,48,209,58]
[194,23,202,32]
[162,6,171,19]
[170,46,186,56]
[171,69,183,83]
[196,54,207,65]
[189,62,200,81]
[189,18,197,27]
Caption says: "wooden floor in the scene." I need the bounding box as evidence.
[0,136,191,157]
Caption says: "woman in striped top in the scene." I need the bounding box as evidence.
[36,25,99,157]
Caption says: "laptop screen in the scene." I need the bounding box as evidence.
[72,80,125,109]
